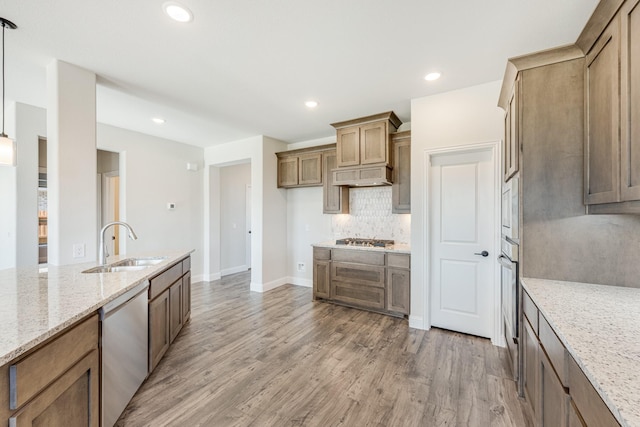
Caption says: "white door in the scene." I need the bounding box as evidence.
[245,184,252,270]
[429,148,496,338]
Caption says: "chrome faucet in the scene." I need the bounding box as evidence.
[99,221,138,265]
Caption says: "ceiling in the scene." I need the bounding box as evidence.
[0,0,599,148]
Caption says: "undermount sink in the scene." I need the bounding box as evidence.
[111,257,167,267]
[82,265,148,274]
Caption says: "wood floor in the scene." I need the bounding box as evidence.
[117,272,533,427]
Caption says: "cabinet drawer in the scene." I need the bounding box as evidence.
[331,262,385,288]
[331,281,385,310]
[523,290,539,334]
[331,249,385,266]
[313,247,331,261]
[387,253,410,269]
[568,355,619,427]
[182,256,191,273]
[9,314,98,409]
[539,313,569,387]
[149,261,183,300]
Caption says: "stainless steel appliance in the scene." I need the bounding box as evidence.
[335,238,394,248]
[100,281,149,427]
[499,175,521,394]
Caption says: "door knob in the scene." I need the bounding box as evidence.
[474,250,489,257]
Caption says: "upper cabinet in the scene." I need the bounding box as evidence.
[276,144,334,188]
[581,0,640,213]
[331,111,402,168]
[503,76,520,182]
[391,131,411,213]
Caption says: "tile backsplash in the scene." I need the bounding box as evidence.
[331,187,411,244]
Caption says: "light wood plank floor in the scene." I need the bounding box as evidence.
[117,272,533,426]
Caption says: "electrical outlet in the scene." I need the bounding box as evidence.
[72,243,85,258]
[297,262,306,272]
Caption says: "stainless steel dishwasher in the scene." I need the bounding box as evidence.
[100,280,149,427]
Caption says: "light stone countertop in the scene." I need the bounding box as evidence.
[0,250,193,366]
[522,278,640,427]
[312,241,411,254]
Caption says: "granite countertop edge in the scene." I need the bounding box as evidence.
[312,241,411,254]
[521,277,639,427]
[0,250,194,366]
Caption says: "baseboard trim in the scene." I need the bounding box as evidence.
[221,265,248,277]
[250,277,288,293]
[287,277,312,288]
[409,315,428,331]
[206,272,221,282]
[191,274,205,283]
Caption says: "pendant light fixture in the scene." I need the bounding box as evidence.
[0,17,17,167]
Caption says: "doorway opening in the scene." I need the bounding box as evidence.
[37,137,47,265]
[97,150,120,258]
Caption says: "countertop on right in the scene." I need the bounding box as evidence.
[522,277,640,427]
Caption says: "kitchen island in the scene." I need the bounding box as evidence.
[0,250,193,425]
[522,278,640,427]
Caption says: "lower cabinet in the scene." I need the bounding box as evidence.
[521,290,620,427]
[312,247,410,317]
[1,314,100,426]
[148,256,192,373]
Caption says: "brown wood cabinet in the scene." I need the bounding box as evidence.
[0,314,100,427]
[521,290,621,427]
[276,145,335,188]
[331,111,401,168]
[391,131,411,213]
[148,256,191,373]
[322,149,349,214]
[583,0,640,213]
[312,247,410,318]
[504,76,520,182]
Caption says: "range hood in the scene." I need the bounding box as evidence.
[332,165,392,187]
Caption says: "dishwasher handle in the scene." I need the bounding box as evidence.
[100,280,149,319]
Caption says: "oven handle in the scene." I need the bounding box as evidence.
[498,255,515,269]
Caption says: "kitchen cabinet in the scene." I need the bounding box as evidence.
[276,145,336,188]
[0,314,99,426]
[323,149,349,214]
[391,131,411,213]
[331,111,401,168]
[521,289,621,427]
[148,256,191,373]
[584,0,640,213]
[312,246,410,317]
[503,76,520,182]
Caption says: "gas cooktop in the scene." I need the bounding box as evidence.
[335,238,394,248]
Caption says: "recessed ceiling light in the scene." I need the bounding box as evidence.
[305,101,318,108]
[424,72,441,81]
[163,2,193,23]
[152,117,166,124]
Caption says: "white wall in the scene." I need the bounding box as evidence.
[220,162,251,275]
[97,123,205,279]
[204,135,288,291]
[410,81,504,330]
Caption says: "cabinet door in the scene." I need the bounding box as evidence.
[392,136,411,213]
[386,268,410,314]
[336,126,360,167]
[621,0,640,201]
[504,77,519,181]
[313,260,331,299]
[539,348,569,427]
[182,271,191,324]
[277,156,298,187]
[568,400,586,427]
[323,150,349,214]
[360,121,388,165]
[298,152,322,186]
[149,289,170,372]
[169,279,184,343]
[9,350,99,427]
[585,17,621,205]
[523,317,539,418]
